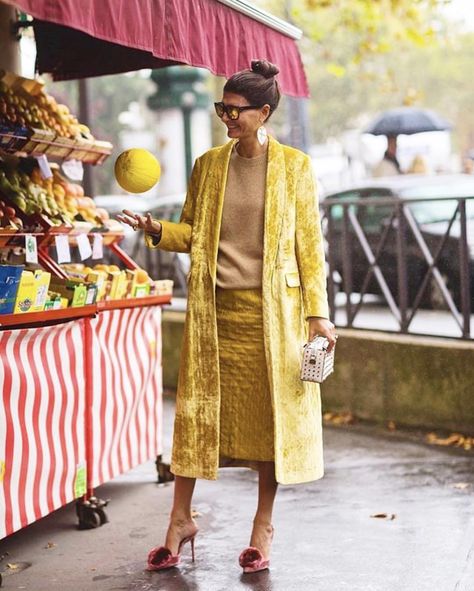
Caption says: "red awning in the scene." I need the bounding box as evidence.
[2,0,309,97]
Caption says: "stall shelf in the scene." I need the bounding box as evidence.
[0,304,97,328]
[0,130,112,165]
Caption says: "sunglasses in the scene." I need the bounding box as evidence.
[214,102,261,121]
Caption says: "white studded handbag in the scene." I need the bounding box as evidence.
[300,336,335,383]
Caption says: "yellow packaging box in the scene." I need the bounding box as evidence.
[86,271,108,301]
[50,277,88,307]
[14,270,36,313]
[31,270,51,312]
[108,271,128,300]
[125,269,151,298]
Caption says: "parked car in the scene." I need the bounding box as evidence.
[322,174,474,311]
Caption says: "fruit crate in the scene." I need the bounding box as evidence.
[0,125,29,151]
[21,127,56,154]
[0,128,113,165]
[0,189,71,235]
[0,227,18,247]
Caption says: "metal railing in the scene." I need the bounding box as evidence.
[110,196,473,339]
[321,196,473,339]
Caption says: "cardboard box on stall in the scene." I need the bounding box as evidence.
[0,265,23,314]
[13,269,51,314]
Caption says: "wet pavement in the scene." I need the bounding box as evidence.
[1,397,474,591]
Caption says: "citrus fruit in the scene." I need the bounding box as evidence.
[135,269,150,283]
[114,149,161,193]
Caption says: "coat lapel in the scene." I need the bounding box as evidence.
[263,136,286,285]
[205,139,235,281]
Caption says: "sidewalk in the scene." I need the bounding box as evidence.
[1,397,474,591]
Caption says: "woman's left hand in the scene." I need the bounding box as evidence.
[307,317,337,352]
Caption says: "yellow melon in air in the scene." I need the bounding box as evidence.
[114,149,161,193]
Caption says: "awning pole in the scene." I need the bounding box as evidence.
[0,3,21,74]
[78,78,96,197]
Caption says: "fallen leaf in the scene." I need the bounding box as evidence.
[44,542,56,549]
[425,432,473,447]
[323,411,355,425]
[452,482,470,490]
[6,563,19,570]
[370,513,396,520]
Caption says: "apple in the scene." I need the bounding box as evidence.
[4,206,16,217]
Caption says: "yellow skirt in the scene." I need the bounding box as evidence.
[216,287,275,467]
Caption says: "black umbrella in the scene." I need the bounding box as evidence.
[364,107,452,136]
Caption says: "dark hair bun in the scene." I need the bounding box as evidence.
[251,59,279,79]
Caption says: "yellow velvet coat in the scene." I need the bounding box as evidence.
[146,136,329,485]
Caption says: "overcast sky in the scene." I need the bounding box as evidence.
[442,0,474,31]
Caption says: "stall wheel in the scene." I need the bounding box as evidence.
[155,454,174,483]
[76,496,110,530]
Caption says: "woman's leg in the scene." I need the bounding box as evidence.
[250,461,278,558]
[164,475,198,553]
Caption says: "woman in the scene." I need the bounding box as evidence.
[117,59,336,574]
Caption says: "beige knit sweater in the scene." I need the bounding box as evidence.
[216,144,268,289]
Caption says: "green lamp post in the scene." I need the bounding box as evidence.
[148,67,209,181]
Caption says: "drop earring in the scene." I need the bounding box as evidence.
[257,125,267,146]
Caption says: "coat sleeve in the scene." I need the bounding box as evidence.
[144,157,201,253]
[295,155,330,320]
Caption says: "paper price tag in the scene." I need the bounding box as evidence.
[24,234,38,264]
[35,154,53,179]
[92,233,103,259]
[55,234,71,263]
[74,462,87,498]
[62,159,84,181]
[76,232,92,261]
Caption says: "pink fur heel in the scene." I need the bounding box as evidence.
[147,533,196,571]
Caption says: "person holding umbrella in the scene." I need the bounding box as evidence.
[117,59,336,575]
[372,134,402,177]
[366,106,451,177]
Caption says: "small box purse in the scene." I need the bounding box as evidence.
[300,335,336,383]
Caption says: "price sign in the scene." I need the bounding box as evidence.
[35,154,53,179]
[92,233,103,259]
[62,159,84,181]
[76,232,92,261]
[55,234,71,264]
[24,234,38,264]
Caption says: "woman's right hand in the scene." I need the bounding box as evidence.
[116,209,162,235]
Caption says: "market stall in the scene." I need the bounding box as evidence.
[0,70,173,537]
[0,0,309,540]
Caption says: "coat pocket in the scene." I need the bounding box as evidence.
[285,272,301,288]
